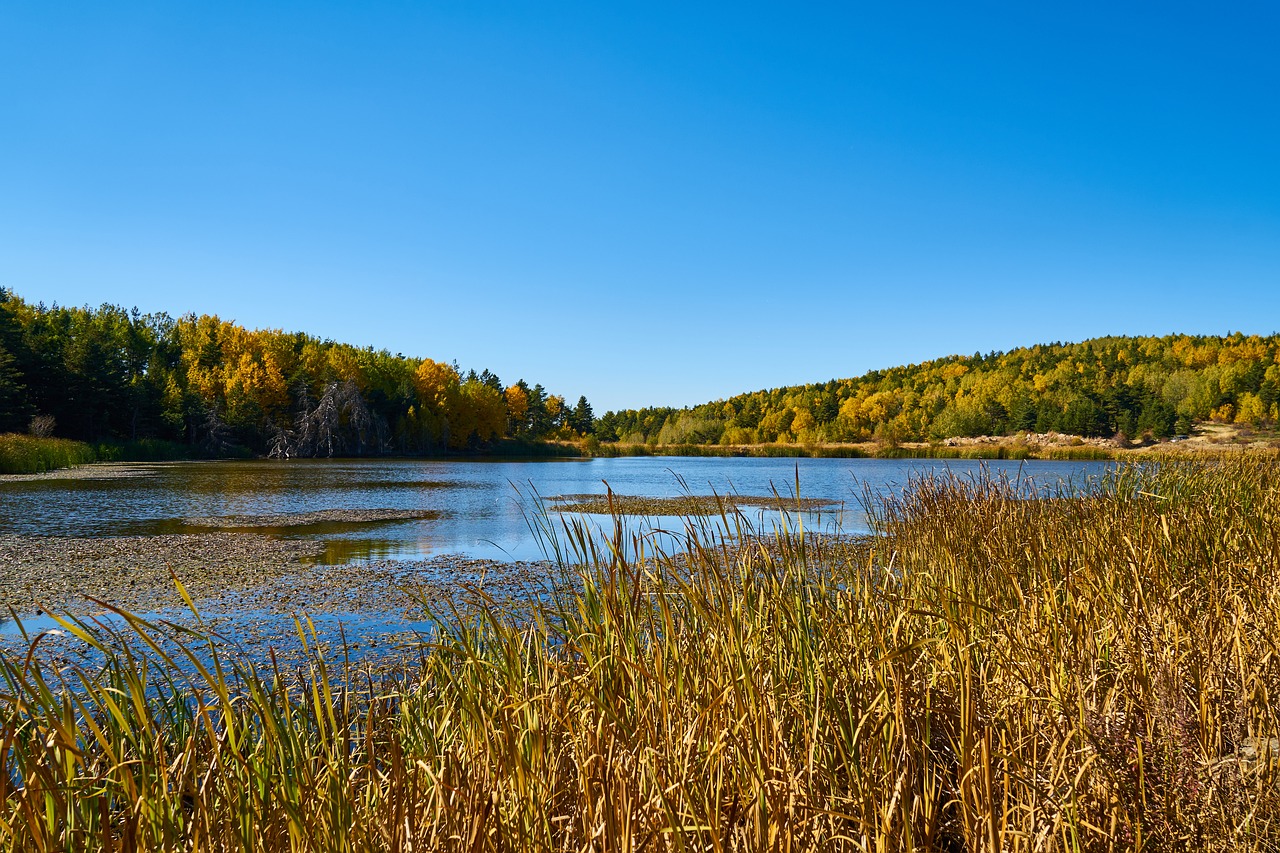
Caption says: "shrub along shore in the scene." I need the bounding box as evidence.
[0,434,572,475]
[3,454,1279,850]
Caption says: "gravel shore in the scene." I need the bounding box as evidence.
[0,523,867,673]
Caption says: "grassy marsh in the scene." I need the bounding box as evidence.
[3,455,1280,850]
[0,433,96,475]
[0,434,222,475]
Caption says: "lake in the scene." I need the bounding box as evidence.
[1,456,1110,563]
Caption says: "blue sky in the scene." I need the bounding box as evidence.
[2,2,1277,412]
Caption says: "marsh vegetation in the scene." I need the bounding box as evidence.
[3,455,1279,850]
[0,433,96,475]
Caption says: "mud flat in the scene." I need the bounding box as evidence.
[0,530,558,671]
[0,532,553,619]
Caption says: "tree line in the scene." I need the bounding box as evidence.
[0,289,595,455]
[597,334,1280,446]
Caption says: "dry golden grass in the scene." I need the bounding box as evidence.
[3,454,1280,850]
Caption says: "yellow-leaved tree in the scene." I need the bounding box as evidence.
[504,384,529,437]
[412,358,460,447]
[451,380,506,449]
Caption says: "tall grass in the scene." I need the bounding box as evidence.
[0,433,96,474]
[0,433,255,471]
[3,455,1280,850]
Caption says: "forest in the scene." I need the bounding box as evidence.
[0,289,595,456]
[597,333,1280,446]
[5,286,1279,458]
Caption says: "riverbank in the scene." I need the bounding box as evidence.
[0,433,587,475]
[4,455,1278,849]
[589,422,1280,460]
[590,437,1116,460]
[7,422,1271,477]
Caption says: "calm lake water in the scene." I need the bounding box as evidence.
[1,456,1112,563]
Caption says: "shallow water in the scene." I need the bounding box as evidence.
[0,456,1111,651]
[0,455,1110,562]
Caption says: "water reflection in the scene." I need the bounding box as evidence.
[305,536,446,565]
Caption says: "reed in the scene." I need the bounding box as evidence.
[3,455,1279,850]
[0,433,97,474]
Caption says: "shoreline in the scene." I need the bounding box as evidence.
[4,425,1276,479]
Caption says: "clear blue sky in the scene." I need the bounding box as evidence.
[2,2,1277,412]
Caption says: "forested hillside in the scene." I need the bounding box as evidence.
[598,334,1280,446]
[6,285,1276,457]
[0,289,595,455]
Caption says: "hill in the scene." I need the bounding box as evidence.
[597,334,1280,447]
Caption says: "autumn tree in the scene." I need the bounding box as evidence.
[504,383,529,436]
[598,333,1280,446]
[451,379,506,449]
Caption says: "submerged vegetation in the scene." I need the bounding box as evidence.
[4,454,1280,850]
